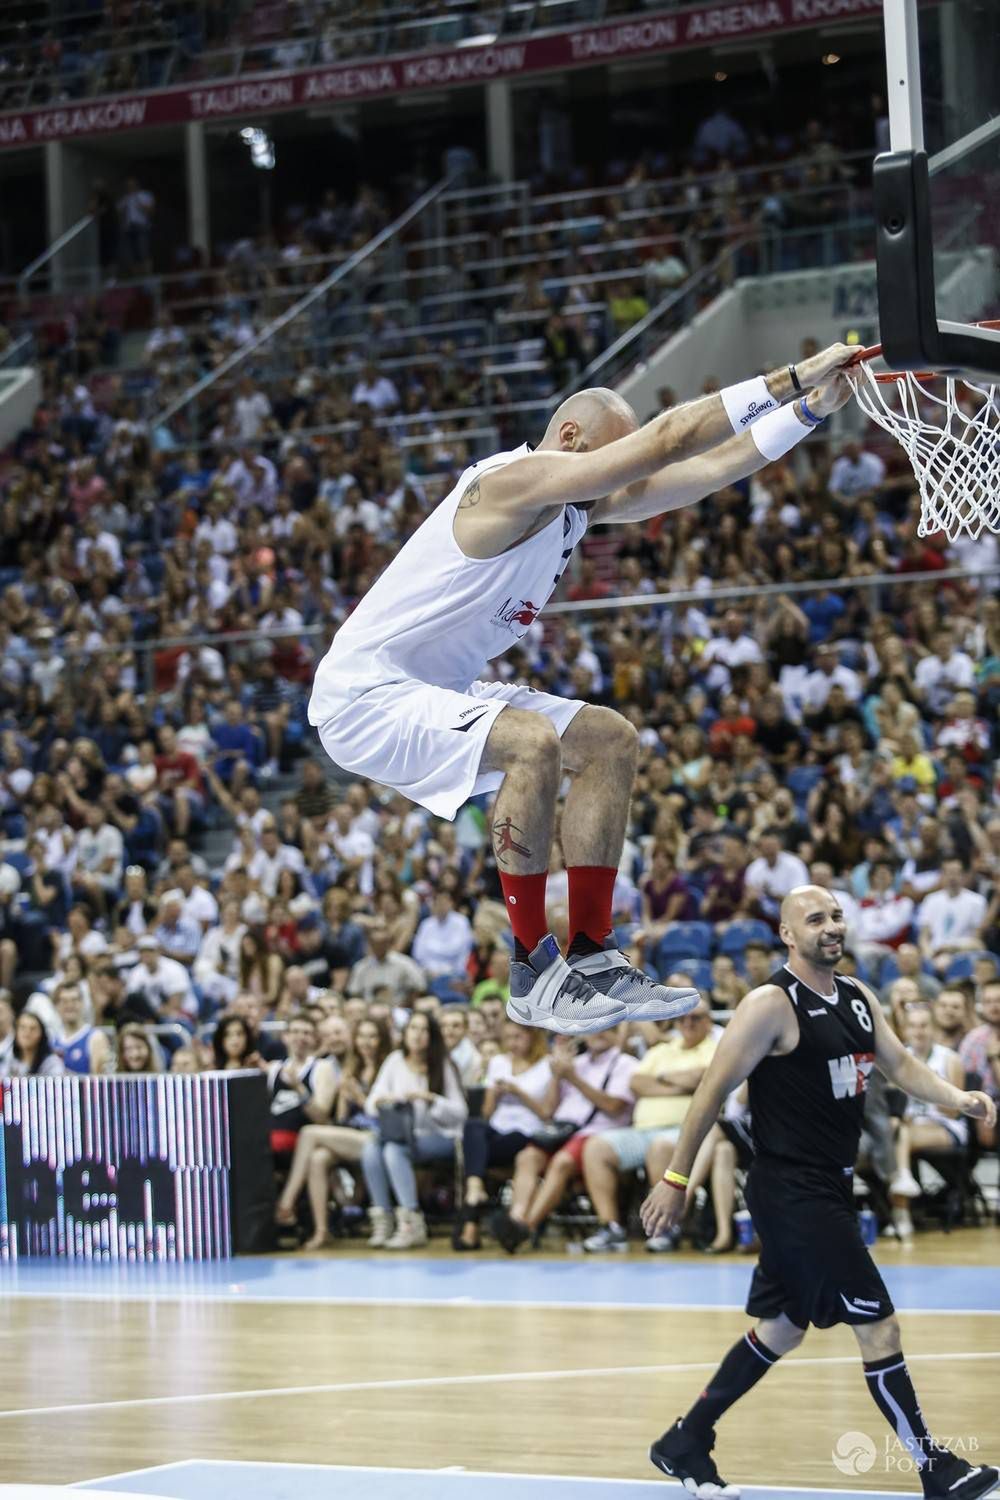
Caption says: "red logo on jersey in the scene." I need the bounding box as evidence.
[828,1052,875,1100]
[492,596,539,632]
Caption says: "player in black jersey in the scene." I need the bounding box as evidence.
[640,885,998,1500]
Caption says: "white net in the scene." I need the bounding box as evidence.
[851,363,1000,541]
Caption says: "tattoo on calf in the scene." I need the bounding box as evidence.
[458,478,481,510]
[494,816,532,865]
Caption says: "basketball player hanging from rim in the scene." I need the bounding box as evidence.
[308,346,856,1035]
[640,885,998,1500]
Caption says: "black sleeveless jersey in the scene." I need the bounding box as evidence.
[748,966,878,1172]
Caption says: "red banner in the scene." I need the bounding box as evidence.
[0,0,891,151]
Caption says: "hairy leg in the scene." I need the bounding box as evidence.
[481,708,562,876]
[559,706,639,867]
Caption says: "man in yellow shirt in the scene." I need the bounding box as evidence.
[579,1003,718,1251]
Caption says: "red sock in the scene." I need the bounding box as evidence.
[567,865,616,956]
[498,870,549,958]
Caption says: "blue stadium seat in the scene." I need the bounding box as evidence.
[428,975,468,1005]
[944,952,998,983]
[716,920,774,956]
[671,958,713,993]
[654,921,713,971]
[3,849,31,877]
[879,953,937,987]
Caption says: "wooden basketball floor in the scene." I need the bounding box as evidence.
[1,1230,999,1499]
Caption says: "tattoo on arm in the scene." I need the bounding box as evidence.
[458,478,481,510]
[493,816,532,865]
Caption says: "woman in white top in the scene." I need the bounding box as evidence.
[361,1010,467,1250]
[891,1004,967,1241]
[0,1011,65,1079]
[455,1021,554,1250]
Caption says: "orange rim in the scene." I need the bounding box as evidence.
[847,319,1000,384]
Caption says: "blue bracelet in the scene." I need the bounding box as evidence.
[799,395,825,426]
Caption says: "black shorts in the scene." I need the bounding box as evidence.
[745,1156,894,1330]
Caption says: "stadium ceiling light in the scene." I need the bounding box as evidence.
[240,125,275,169]
[457,31,497,46]
[822,52,841,65]
[714,70,728,81]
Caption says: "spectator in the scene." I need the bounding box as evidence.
[914,629,976,716]
[828,439,886,501]
[916,859,988,971]
[889,1004,967,1242]
[932,988,974,1049]
[0,1010,64,1078]
[957,979,1000,1150]
[125,934,197,1023]
[577,1004,717,1252]
[411,889,474,979]
[490,1027,637,1253]
[744,828,809,922]
[118,176,155,273]
[854,861,915,969]
[347,918,425,1004]
[53,981,110,1075]
[154,889,202,967]
[0,992,13,1069]
[212,1014,261,1071]
[116,1023,160,1074]
[440,1006,482,1089]
[275,1014,393,1249]
[699,610,763,691]
[640,842,697,939]
[456,1021,553,1248]
[266,1014,338,1154]
[239,930,284,1008]
[361,1011,467,1250]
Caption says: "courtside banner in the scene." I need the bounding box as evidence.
[0,0,900,150]
[0,1070,273,1260]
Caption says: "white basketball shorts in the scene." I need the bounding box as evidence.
[312,678,586,820]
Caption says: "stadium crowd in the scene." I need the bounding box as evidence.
[1,306,998,1252]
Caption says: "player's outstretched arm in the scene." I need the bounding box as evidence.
[639,986,794,1239]
[593,371,853,525]
[479,347,854,523]
[865,984,998,1127]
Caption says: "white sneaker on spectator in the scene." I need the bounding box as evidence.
[367,1207,393,1248]
[384,1208,428,1250]
[892,1206,914,1244]
[890,1169,921,1198]
[582,1221,628,1253]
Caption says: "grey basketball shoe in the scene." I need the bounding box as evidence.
[568,940,701,1022]
[506,934,629,1035]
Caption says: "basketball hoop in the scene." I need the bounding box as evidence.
[848,322,1000,542]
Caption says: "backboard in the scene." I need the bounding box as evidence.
[874,0,1000,378]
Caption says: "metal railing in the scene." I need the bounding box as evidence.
[151,175,454,435]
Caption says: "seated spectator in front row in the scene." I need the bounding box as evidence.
[0,1010,64,1078]
[267,1014,338,1155]
[440,1006,482,1089]
[577,1004,718,1253]
[361,1011,467,1251]
[455,1022,554,1249]
[958,979,1000,1153]
[890,1004,967,1242]
[490,1026,637,1254]
[932,988,974,1050]
[275,1015,393,1249]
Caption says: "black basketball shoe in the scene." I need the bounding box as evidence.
[920,1448,1000,1500]
[650,1418,741,1498]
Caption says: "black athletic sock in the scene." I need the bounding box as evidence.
[684,1330,781,1435]
[864,1353,935,1468]
[513,938,531,964]
[567,930,604,959]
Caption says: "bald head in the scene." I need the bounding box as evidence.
[779,884,847,972]
[539,387,638,453]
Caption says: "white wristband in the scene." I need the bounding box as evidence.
[750,403,811,461]
[721,375,778,433]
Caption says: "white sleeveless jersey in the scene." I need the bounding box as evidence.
[309,443,588,707]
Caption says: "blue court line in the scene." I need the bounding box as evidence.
[73,1460,915,1500]
[4,1254,1000,1313]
